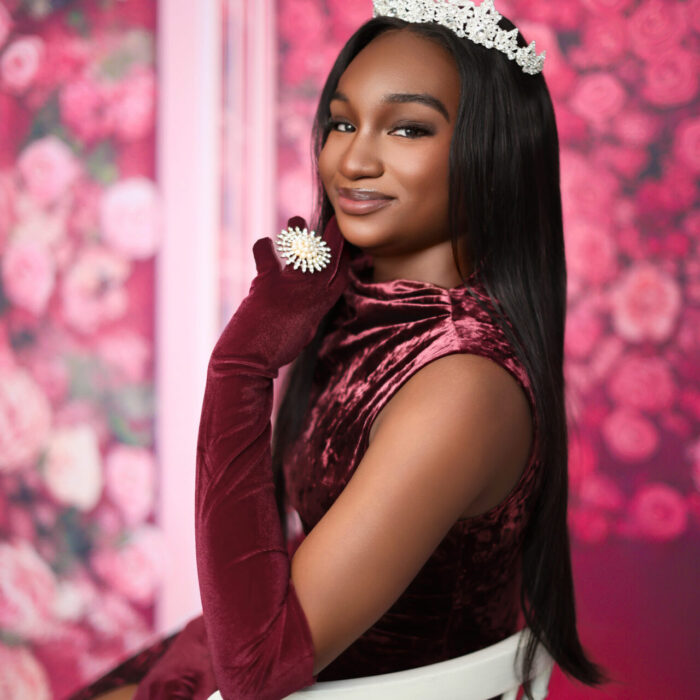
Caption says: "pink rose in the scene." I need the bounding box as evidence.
[0,3,13,51]
[17,135,80,208]
[568,507,609,544]
[60,245,131,335]
[569,72,626,125]
[91,526,164,605]
[0,171,16,251]
[612,110,660,146]
[610,263,681,343]
[1,238,55,314]
[629,0,687,61]
[602,407,659,462]
[59,76,115,144]
[629,483,688,541]
[674,117,700,173]
[0,644,51,700]
[110,66,156,141]
[85,593,153,661]
[564,299,603,360]
[43,425,103,511]
[577,473,625,512]
[99,177,160,259]
[0,35,44,94]
[96,328,151,382]
[0,539,57,640]
[0,366,52,472]
[560,150,619,222]
[608,355,675,414]
[105,444,155,526]
[642,48,698,107]
[570,16,628,69]
[564,218,618,286]
[595,144,648,179]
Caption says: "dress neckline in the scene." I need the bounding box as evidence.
[347,253,483,300]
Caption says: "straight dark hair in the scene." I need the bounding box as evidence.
[271,15,609,698]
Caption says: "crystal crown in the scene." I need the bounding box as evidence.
[372,0,546,76]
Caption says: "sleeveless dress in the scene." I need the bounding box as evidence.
[67,253,542,698]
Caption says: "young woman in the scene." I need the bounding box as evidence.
[72,4,608,699]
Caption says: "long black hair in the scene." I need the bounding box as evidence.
[271,14,609,698]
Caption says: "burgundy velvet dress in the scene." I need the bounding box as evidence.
[68,253,542,698]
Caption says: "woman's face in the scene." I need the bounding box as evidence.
[319,29,461,267]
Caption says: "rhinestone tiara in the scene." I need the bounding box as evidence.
[372,0,546,76]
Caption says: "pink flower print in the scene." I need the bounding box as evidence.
[1,238,55,315]
[674,117,700,174]
[571,15,628,69]
[105,444,156,526]
[564,299,603,360]
[569,507,609,544]
[60,245,131,335]
[577,473,625,512]
[612,110,660,147]
[564,218,618,287]
[0,644,51,700]
[0,3,13,51]
[0,35,44,94]
[42,425,103,511]
[59,76,116,145]
[642,48,698,108]
[110,66,156,142]
[602,407,659,462]
[0,366,52,473]
[610,262,682,343]
[16,135,80,209]
[629,0,687,61]
[569,72,626,126]
[0,539,57,641]
[96,328,151,383]
[629,483,688,541]
[91,526,164,605]
[99,177,161,259]
[608,355,676,414]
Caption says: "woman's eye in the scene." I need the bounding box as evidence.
[329,119,354,133]
[391,125,431,139]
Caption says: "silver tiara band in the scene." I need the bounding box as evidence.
[372,0,546,76]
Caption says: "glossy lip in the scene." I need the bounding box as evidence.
[335,186,395,216]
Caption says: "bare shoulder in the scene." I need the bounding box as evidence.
[369,352,534,518]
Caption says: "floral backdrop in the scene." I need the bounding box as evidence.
[0,0,698,697]
[0,0,160,697]
[275,0,699,697]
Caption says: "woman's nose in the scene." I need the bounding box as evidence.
[337,131,383,180]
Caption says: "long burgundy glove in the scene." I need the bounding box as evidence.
[192,215,350,700]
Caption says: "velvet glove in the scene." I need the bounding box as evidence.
[192,214,349,700]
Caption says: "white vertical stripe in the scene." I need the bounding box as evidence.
[156,0,222,633]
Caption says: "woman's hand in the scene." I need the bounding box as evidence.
[210,215,350,373]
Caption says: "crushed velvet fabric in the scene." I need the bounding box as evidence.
[285,253,543,680]
[67,239,542,698]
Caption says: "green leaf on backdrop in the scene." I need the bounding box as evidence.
[85,142,119,184]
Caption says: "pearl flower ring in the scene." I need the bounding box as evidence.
[275,225,332,273]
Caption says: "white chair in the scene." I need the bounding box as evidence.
[207,627,554,700]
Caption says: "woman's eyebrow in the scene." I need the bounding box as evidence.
[330,91,450,122]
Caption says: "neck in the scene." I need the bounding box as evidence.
[370,239,470,290]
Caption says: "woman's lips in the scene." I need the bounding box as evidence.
[336,188,395,215]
